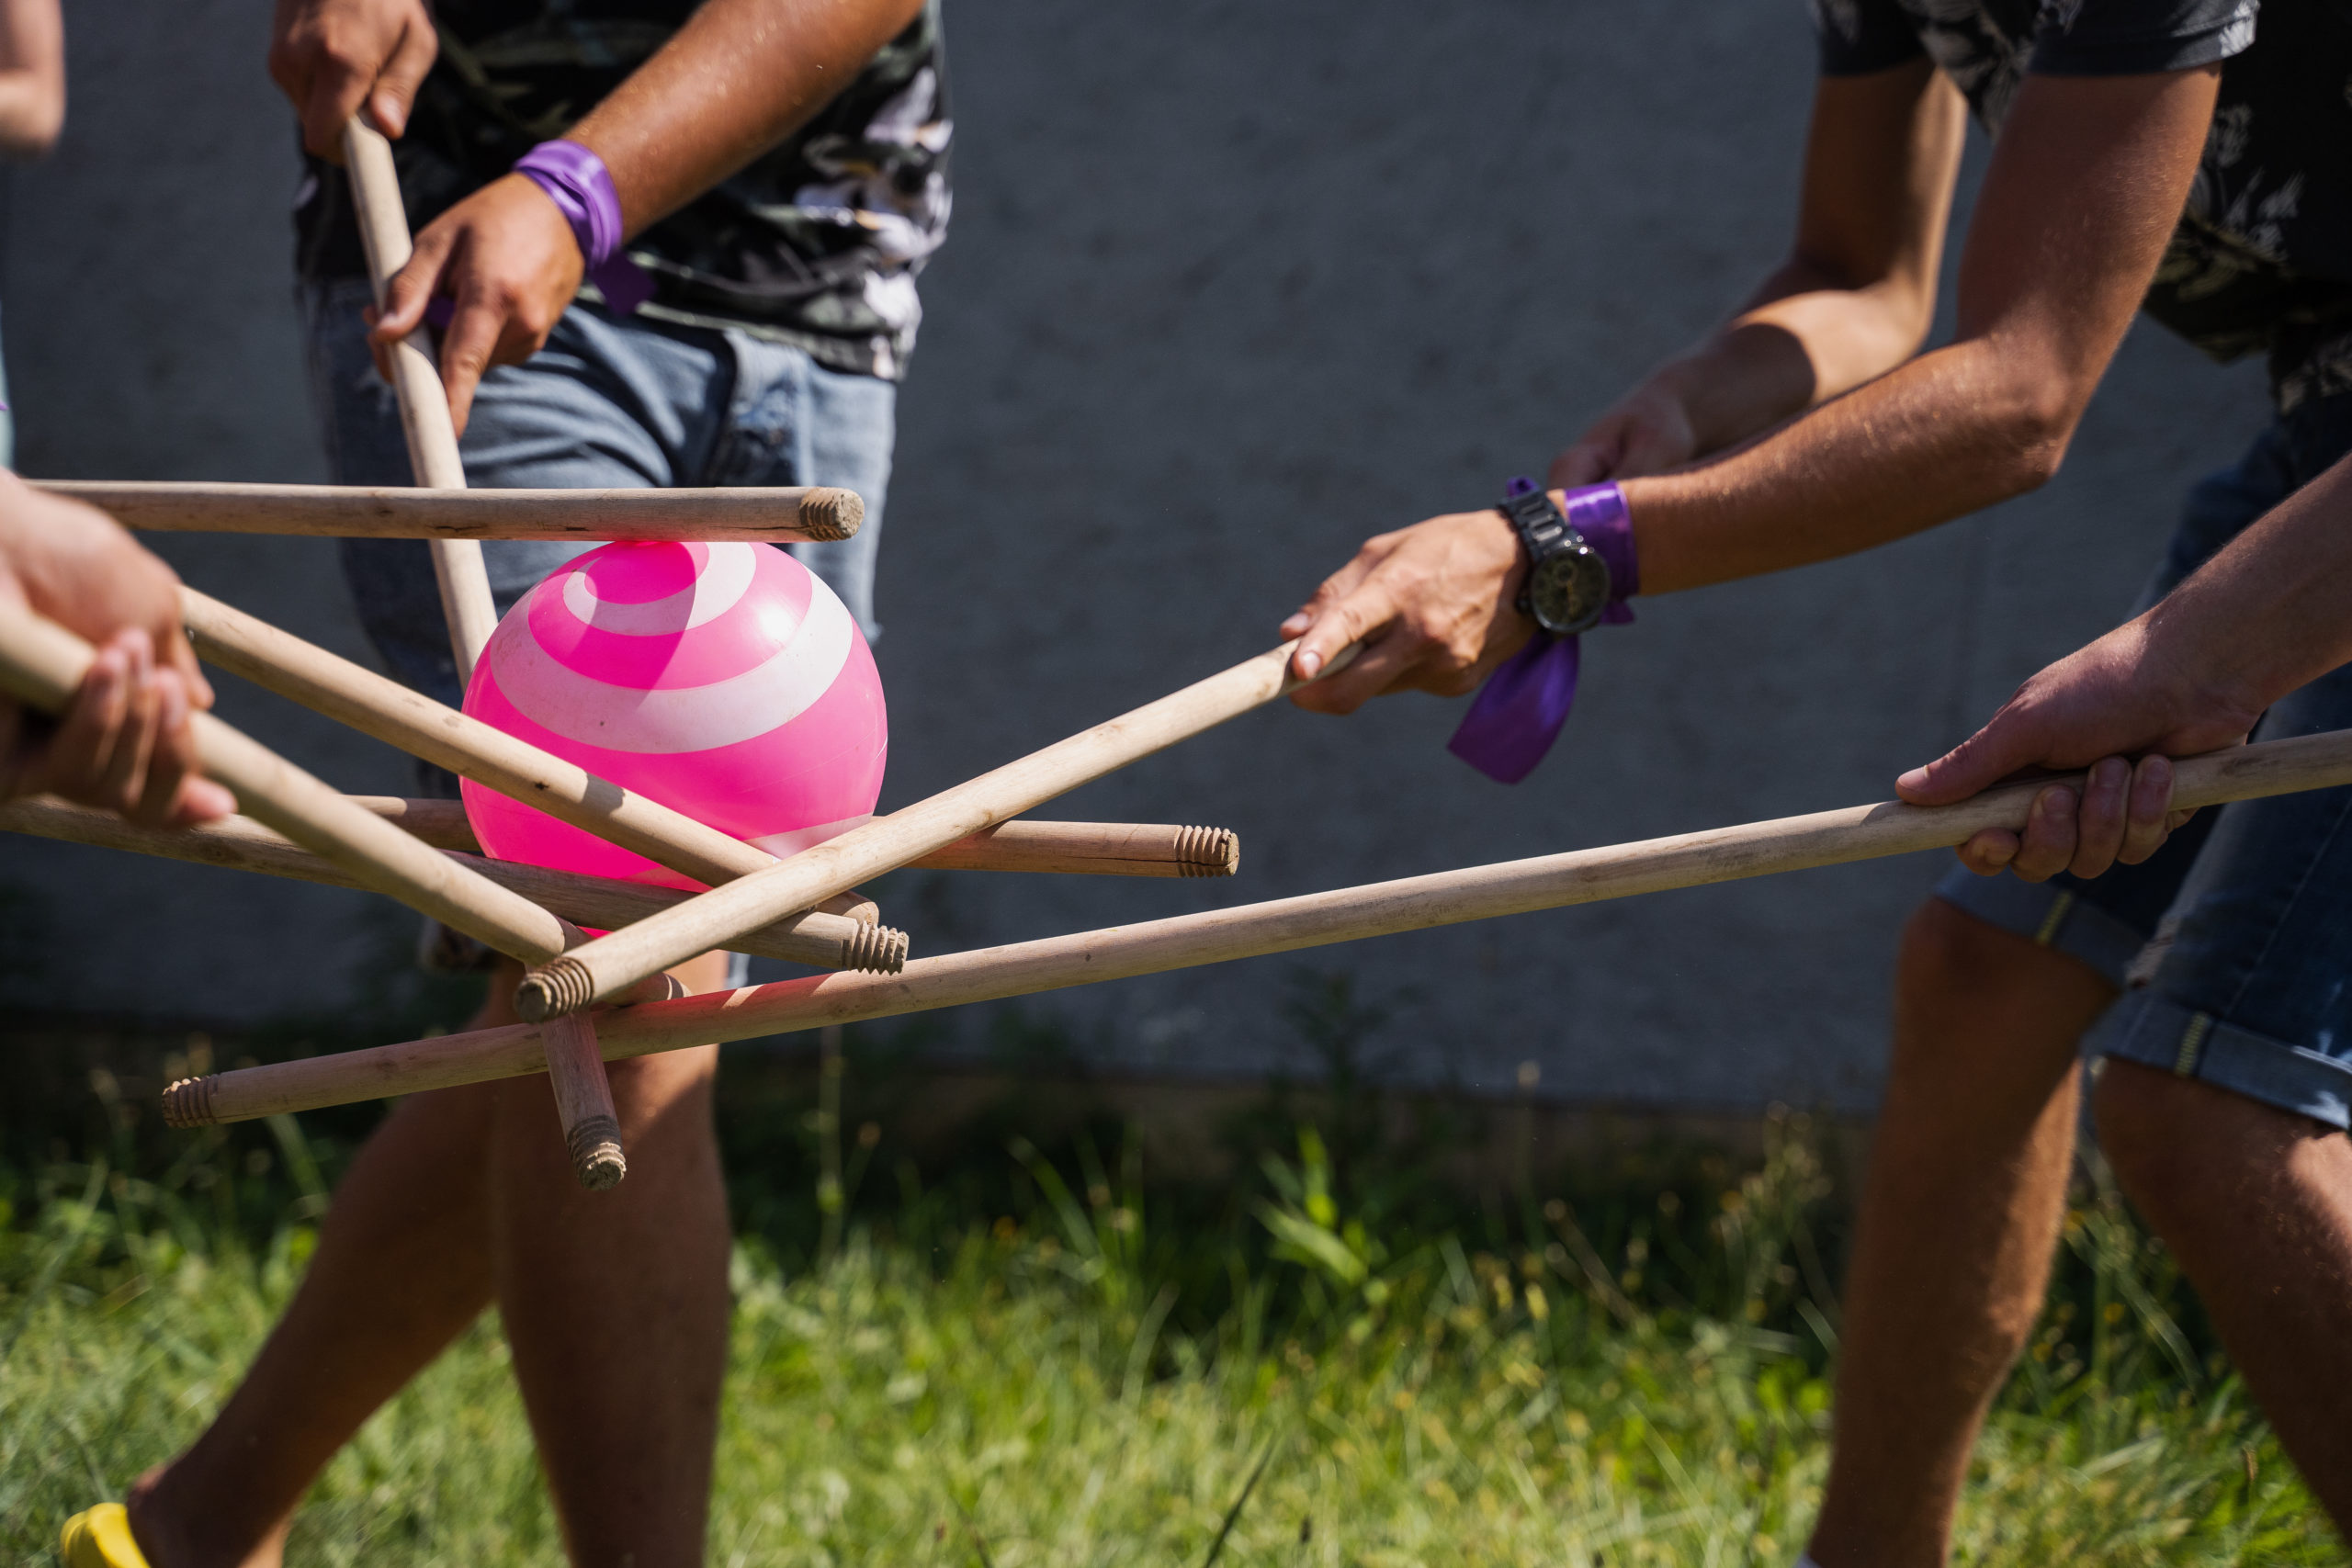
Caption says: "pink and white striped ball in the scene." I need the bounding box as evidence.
[459,539,887,891]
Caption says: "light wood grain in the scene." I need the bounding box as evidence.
[359,793,1236,880]
[37,480,864,544]
[515,640,1355,1019]
[166,725,2352,1124]
[543,1013,626,1188]
[0,795,904,971]
[919,820,1239,877]
[342,115,497,681]
[0,606,573,964]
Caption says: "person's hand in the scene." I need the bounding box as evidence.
[1895,614,2258,882]
[1281,372,1707,713]
[1548,379,1703,489]
[268,0,438,159]
[1279,506,1533,714]
[0,478,234,825]
[368,175,587,435]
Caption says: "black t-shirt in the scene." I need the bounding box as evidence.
[1813,0,2352,410]
[295,0,950,379]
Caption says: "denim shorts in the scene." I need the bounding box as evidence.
[1936,392,2352,1130]
[301,276,896,720]
[302,279,899,980]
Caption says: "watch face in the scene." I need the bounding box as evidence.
[1530,546,1611,636]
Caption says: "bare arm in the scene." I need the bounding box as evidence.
[1555,60,1965,485]
[1283,59,1971,708]
[1901,451,2352,881]
[560,0,925,240]
[1626,67,2219,593]
[1286,64,2219,711]
[0,0,64,159]
[271,0,925,432]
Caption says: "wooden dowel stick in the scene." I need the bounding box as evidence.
[918,820,1239,877]
[164,725,2352,1125]
[515,639,1355,1020]
[0,605,572,964]
[300,792,1236,881]
[342,114,497,682]
[35,480,862,544]
[0,796,906,972]
[545,1013,626,1188]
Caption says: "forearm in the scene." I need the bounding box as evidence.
[1627,331,2053,592]
[1625,69,2214,596]
[1627,62,1962,461]
[565,0,924,239]
[1645,260,1939,458]
[2149,454,2352,710]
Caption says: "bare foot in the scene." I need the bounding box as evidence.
[123,1461,292,1568]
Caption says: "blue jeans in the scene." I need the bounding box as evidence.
[301,277,896,722]
[1937,393,2352,1130]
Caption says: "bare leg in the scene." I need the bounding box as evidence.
[488,1038,729,1566]
[125,1082,497,1568]
[1806,898,2118,1568]
[2095,1062,2352,1537]
[126,951,734,1568]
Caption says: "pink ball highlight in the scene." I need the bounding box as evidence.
[459,540,887,893]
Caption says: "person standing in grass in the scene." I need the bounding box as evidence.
[62,1,951,1564]
[1279,0,2352,1559]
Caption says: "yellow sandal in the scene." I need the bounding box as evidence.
[58,1504,152,1568]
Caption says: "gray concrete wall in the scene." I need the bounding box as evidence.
[0,0,2270,1111]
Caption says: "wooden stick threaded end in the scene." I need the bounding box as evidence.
[162,1076,219,1128]
[567,1116,628,1190]
[842,921,909,974]
[517,955,596,1021]
[1174,826,1241,877]
[797,488,865,542]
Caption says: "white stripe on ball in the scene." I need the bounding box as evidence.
[560,540,761,637]
[494,570,856,753]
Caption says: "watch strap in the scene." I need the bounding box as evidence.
[1498,477,1574,614]
[1448,478,1639,784]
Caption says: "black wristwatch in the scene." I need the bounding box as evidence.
[1498,479,1613,637]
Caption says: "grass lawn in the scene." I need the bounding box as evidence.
[2,1070,2342,1565]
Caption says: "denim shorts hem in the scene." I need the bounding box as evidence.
[2087,988,2352,1132]
[1931,866,2151,987]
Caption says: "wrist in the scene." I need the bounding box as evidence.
[2137,596,2274,732]
[513,141,653,314]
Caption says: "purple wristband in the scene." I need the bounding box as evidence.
[514,140,654,315]
[1445,479,1639,784]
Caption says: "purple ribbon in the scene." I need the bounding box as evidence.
[1446,480,1638,784]
[513,140,655,315]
